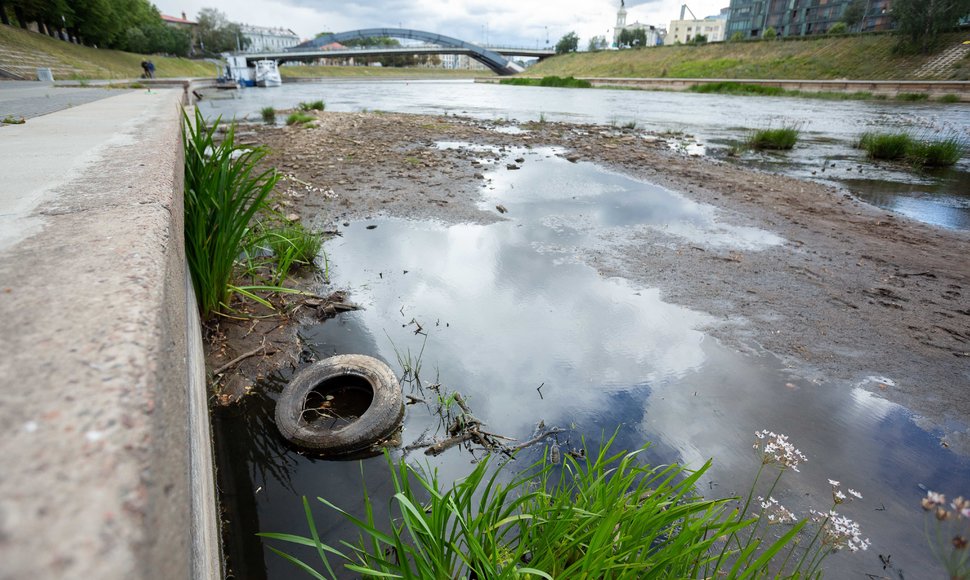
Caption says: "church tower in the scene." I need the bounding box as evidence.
[614,1,627,46]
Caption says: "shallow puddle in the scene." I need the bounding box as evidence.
[215,149,970,579]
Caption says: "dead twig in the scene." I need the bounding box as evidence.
[213,340,272,375]
[507,428,566,454]
[425,432,476,456]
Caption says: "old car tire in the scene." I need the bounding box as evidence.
[275,354,404,454]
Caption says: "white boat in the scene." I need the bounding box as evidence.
[223,56,281,88]
[254,59,282,88]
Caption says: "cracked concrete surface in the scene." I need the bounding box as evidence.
[0,88,216,579]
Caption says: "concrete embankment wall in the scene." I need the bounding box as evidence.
[478,77,970,101]
[0,88,218,578]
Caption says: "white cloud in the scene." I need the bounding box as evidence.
[152,0,729,46]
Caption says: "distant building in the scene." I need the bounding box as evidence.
[160,12,198,53]
[726,0,893,39]
[613,2,665,47]
[439,53,488,71]
[666,6,728,44]
[160,11,196,31]
[239,24,300,53]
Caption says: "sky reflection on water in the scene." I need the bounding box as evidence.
[217,147,970,579]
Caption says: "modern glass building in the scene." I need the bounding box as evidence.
[725,0,893,39]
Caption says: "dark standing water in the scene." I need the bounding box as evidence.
[215,144,970,579]
[200,79,970,230]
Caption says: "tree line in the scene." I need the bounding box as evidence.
[0,1,249,57]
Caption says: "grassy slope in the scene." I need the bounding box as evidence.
[0,24,496,81]
[528,32,970,80]
[0,24,216,79]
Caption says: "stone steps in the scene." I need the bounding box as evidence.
[915,43,970,78]
[0,46,84,79]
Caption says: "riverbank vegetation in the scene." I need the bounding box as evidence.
[857,132,965,167]
[0,23,215,79]
[527,32,970,81]
[182,108,324,318]
[286,112,315,126]
[500,75,592,88]
[264,431,872,578]
[748,126,801,150]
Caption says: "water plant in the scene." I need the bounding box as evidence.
[262,430,869,578]
[182,108,281,317]
[907,138,964,167]
[286,112,316,126]
[298,100,326,111]
[263,222,324,284]
[260,106,276,124]
[858,132,913,160]
[857,132,964,167]
[938,94,961,103]
[747,125,800,150]
[920,490,970,578]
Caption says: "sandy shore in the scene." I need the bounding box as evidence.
[210,110,969,451]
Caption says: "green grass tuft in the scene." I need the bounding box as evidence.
[748,125,800,150]
[298,100,326,111]
[286,112,315,126]
[907,138,964,167]
[690,81,785,96]
[182,108,280,318]
[259,432,869,578]
[937,93,961,103]
[895,92,929,101]
[857,132,964,167]
[858,132,913,160]
[262,222,324,284]
[260,106,276,124]
[501,75,592,88]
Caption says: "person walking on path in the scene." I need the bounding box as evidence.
[140,60,150,78]
[146,60,155,79]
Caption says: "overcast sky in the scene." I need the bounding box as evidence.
[151,0,730,48]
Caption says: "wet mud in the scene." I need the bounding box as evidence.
[241,110,969,450]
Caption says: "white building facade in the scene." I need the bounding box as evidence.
[665,17,726,43]
[240,24,300,53]
[613,3,665,47]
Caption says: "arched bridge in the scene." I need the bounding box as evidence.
[281,28,548,75]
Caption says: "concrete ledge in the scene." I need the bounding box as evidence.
[0,90,219,578]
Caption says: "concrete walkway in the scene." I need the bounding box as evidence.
[0,89,217,579]
[0,80,128,119]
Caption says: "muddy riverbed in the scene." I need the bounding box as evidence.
[233,110,969,441]
[209,109,970,578]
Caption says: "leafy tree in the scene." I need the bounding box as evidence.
[691,34,708,44]
[617,27,648,48]
[587,35,608,51]
[892,0,970,53]
[828,21,848,34]
[730,31,745,42]
[197,7,245,54]
[555,31,579,54]
[840,0,867,31]
[763,26,777,40]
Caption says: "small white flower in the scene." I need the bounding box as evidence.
[828,479,840,487]
[835,490,846,500]
[848,488,863,500]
